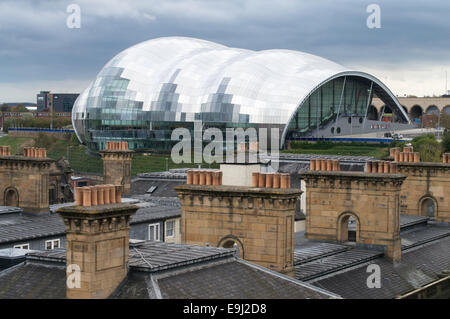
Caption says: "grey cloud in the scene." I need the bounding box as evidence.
[0,0,449,101]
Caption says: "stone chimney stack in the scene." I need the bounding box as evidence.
[0,146,52,213]
[57,184,138,299]
[99,141,134,195]
[175,184,300,276]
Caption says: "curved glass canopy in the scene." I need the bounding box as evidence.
[72,37,409,151]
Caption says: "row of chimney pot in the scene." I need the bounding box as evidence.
[390,146,414,156]
[237,141,259,152]
[0,145,11,156]
[106,141,129,151]
[393,152,420,163]
[252,172,291,189]
[309,159,341,171]
[366,161,398,174]
[23,147,47,158]
[75,184,122,207]
[443,153,450,164]
[187,170,223,186]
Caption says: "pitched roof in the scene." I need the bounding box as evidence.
[310,237,450,299]
[154,259,337,299]
[291,219,450,298]
[0,261,66,299]
[0,204,181,245]
[0,241,339,299]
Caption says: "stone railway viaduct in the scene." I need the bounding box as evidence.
[372,96,450,122]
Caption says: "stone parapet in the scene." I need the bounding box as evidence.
[175,185,301,276]
[300,171,406,261]
[0,154,54,213]
[397,162,450,223]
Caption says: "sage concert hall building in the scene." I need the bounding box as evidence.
[72,37,411,152]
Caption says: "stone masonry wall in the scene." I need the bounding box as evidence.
[0,155,52,213]
[58,203,138,299]
[100,151,133,195]
[397,163,450,223]
[300,171,406,261]
[175,185,301,276]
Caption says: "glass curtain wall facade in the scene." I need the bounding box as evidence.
[73,37,409,153]
[285,76,373,139]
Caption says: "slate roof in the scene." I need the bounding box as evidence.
[0,204,181,245]
[130,179,185,197]
[0,262,66,299]
[291,218,450,298]
[130,169,187,198]
[0,213,65,245]
[0,241,339,299]
[128,241,231,272]
[310,237,450,299]
[154,260,336,299]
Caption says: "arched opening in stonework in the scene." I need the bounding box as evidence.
[4,187,19,207]
[410,105,423,121]
[419,196,437,218]
[367,105,378,120]
[218,235,244,258]
[426,105,439,115]
[443,105,450,115]
[337,212,360,243]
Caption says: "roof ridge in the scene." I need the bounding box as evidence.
[236,259,341,299]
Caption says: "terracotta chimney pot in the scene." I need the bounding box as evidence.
[110,185,116,204]
[193,170,200,185]
[187,170,193,185]
[280,174,289,189]
[82,187,91,207]
[383,161,389,174]
[199,170,206,185]
[252,172,259,187]
[91,187,98,206]
[211,171,218,186]
[206,171,212,185]
[75,187,83,206]
[320,159,326,171]
[265,173,273,188]
[377,161,384,173]
[326,160,332,171]
[273,173,280,188]
[103,185,110,204]
[258,173,266,188]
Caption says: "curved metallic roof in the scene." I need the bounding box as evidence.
[73,37,408,144]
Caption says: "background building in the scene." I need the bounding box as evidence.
[37,91,79,113]
[72,37,411,153]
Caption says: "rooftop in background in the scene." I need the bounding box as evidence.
[130,169,188,199]
[292,216,450,298]
[0,241,338,299]
[0,201,181,247]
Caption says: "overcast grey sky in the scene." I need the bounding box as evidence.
[1,0,449,102]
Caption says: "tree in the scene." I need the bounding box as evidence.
[0,103,10,112]
[442,132,450,153]
[411,134,441,162]
[440,114,450,129]
[13,104,29,112]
